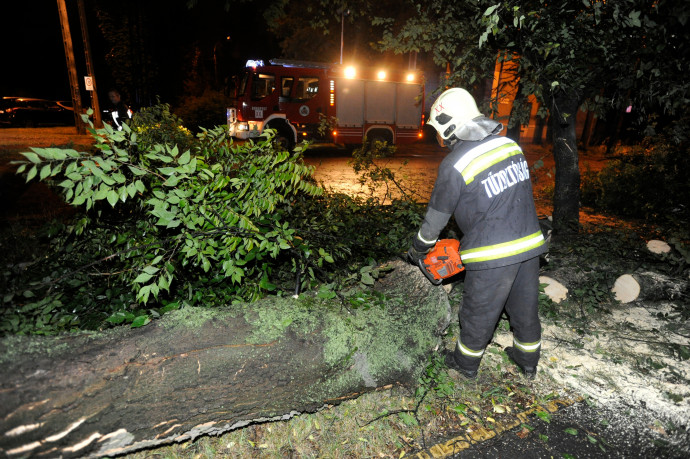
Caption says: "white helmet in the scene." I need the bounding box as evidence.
[428,88,482,142]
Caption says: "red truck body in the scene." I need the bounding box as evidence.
[227,59,424,148]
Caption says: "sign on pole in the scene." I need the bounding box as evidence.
[84,76,94,91]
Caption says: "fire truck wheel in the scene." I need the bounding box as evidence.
[367,129,393,144]
[269,125,296,152]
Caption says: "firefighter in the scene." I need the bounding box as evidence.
[107,89,133,131]
[407,88,546,379]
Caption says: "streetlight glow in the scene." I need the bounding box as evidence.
[406,73,415,82]
[344,66,356,79]
[377,70,386,80]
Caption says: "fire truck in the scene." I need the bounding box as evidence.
[227,59,424,149]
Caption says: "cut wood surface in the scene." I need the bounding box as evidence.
[612,271,689,303]
[0,260,451,458]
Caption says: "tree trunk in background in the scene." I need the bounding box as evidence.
[0,261,451,458]
[533,113,546,145]
[550,92,580,234]
[579,110,595,150]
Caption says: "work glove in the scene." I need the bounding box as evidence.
[407,236,435,265]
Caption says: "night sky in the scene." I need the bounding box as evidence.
[1,1,279,105]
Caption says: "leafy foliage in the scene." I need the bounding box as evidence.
[3,108,327,333]
[349,138,419,202]
[2,106,427,335]
[129,101,195,152]
[581,130,690,224]
[373,0,688,231]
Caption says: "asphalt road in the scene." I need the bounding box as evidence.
[452,401,688,459]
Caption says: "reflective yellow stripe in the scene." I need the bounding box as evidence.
[454,137,514,172]
[461,231,545,263]
[458,340,484,358]
[461,144,522,184]
[514,338,541,352]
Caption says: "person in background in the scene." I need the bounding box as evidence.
[107,89,132,131]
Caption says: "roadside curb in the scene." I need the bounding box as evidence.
[413,396,583,458]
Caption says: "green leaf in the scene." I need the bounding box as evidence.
[112,172,126,183]
[398,412,418,426]
[143,265,159,275]
[160,302,180,313]
[106,190,119,207]
[131,315,150,328]
[26,165,37,182]
[126,182,137,198]
[453,404,467,415]
[22,152,41,163]
[564,428,578,436]
[536,411,551,423]
[317,285,336,299]
[484,5,499,16]
[93,185,109,201]
[178,151,191,165]
[163,174,179,187]
[106,311,127,324]
[158,167,176,175]
[361,272,375,285]
[133,272,153,283]
[128,165,147,176]
[259,275,276,291]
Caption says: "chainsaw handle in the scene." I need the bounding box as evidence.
[418,259,443,286]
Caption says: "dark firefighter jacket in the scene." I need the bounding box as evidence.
[418,134,546,271]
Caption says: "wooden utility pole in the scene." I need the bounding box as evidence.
[57,0,85,134]
[77,0,102,128]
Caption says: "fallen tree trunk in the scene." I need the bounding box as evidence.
[0,260,450,458]
[612,271,690,304]
[542,267,689,305]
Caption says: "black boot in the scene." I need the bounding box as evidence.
[443,348,478,379]
[505,347,537,379]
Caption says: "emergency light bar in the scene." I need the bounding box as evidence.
[245,59,264,68]
[269,58,331,69]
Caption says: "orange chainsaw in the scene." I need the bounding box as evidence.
[418,239,465,285]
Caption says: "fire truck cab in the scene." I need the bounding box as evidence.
[227,59,424,149]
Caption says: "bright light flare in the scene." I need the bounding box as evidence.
[406,73,415,82]
[377,70,386,80]
[344,66,356,79]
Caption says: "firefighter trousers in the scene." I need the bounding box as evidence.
[454,256,541,372]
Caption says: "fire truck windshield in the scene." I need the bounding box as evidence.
[252,73,276,100]
[238,72,249,96]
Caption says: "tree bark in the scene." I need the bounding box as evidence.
[550,91,581,234]
[579,110,595,150]
[0,260,451,458]
[532,112,546,145]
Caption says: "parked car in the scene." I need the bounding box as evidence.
[0,97,75,127]
[56,100,74,111]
